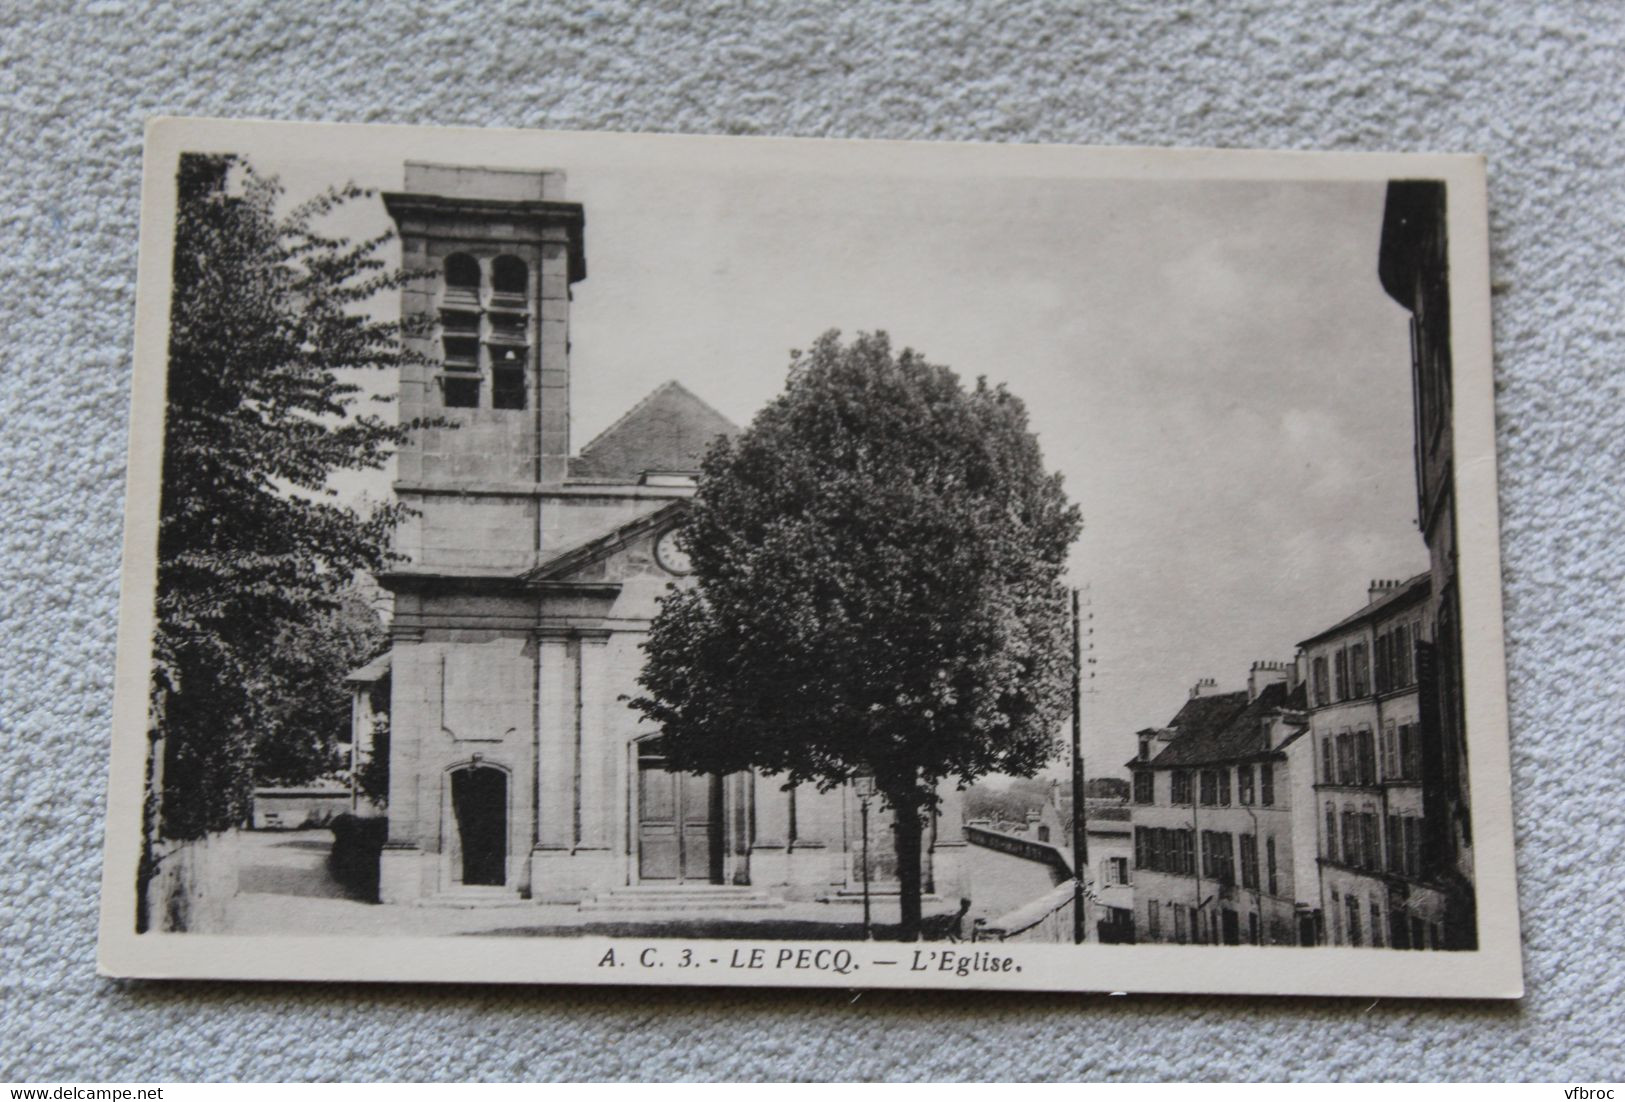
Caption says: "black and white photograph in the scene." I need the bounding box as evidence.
[98,118,1519,997]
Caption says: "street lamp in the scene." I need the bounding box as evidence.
[854,769,876,940]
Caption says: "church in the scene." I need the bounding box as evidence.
[368,162,965,906]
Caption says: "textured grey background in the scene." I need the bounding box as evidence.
[2,0,1622,1083]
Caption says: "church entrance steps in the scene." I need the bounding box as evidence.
[577,885,786,914]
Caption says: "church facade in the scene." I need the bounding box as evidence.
[373,162,965,905]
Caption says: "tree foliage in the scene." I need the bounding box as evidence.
[632,331,1081,936]
[152,154,427,841]
[252,589,387,787]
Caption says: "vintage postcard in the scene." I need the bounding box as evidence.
[98,117,1521,997]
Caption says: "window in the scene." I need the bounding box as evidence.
[1238,764,1255,806]
[442,375,479,408]
[1312,656,1330,706]
[1199,770,1216,807]
[1173,905,1188,944]
[1377,621,1416,693]
[1370,901,1385,948]
[491,254,528,296]
[1335,732,1354,785]
[1386,813,1403,873]
[1324,804,1338,863]
[1404,816,1423,877]
[442,335,479,367]
[1399,723,1422,781]
[444,253,480,293]
[1217,768,1231,807]
[1239,834,1259,890]
[1171,770,1192,805]
[1260,762,1275,806]
[1105,856,1129,885]
[491,346,526,410]
[1202,831,1235,886]
[1138,736,1151,760]
[1350,642,1370,697]
[1383,720,1399,779]
[1320,735,1334,784]
[1147,899,1161,940]
[1361,811,1380,869]
[1330,889,1343,944]
[1133,770,1154,805]
[1345,895,1363,947]
[1333,648,1349,701]
[1342,810,1360,868]
[440,308,479,335]
[1356,728,1377,784]
[1266,837,1278,895]
[1036,825,1050,843]
[488,311,527,343]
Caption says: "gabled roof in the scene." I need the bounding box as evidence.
[521,500,686,582]
[1146,681,1299,768]
[568,381,739,482]
[1298,571,1430,648]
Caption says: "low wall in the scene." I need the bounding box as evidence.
[974,881,1078,943]
[960,826,1070,932]
[142,830,240,934]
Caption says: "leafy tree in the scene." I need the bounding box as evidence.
[632,331,1081,938]
[252,588,387,786]
[145,153,429,898]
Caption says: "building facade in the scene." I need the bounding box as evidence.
[1127,666,1317,947]
[374,163,965,904]
[1379,180,1478,949]
[1300,574,1453,949]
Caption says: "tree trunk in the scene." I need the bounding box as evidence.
[890,794,924,942]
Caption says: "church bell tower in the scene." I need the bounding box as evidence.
[382,162,586,574]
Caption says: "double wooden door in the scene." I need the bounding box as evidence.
[637,750,723,883]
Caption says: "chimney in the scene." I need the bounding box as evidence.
[1189,677,1221,699]
[1248,660,1290,702]
[1369,578,1403,605]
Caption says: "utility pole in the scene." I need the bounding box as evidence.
[1071,587,1089,945]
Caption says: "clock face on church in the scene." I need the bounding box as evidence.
[654,528,692,575]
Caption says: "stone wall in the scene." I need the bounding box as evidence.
[142,831,240,934]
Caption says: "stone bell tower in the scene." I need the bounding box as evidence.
[382,163,587,574]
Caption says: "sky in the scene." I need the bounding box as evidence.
[245,140,1427,781]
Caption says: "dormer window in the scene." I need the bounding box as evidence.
[1138,736,1151,761]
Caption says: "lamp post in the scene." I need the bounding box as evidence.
[854,769,876,940]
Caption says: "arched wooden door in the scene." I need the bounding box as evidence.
[450,765,507,886]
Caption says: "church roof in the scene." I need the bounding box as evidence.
[568,381,739,482]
